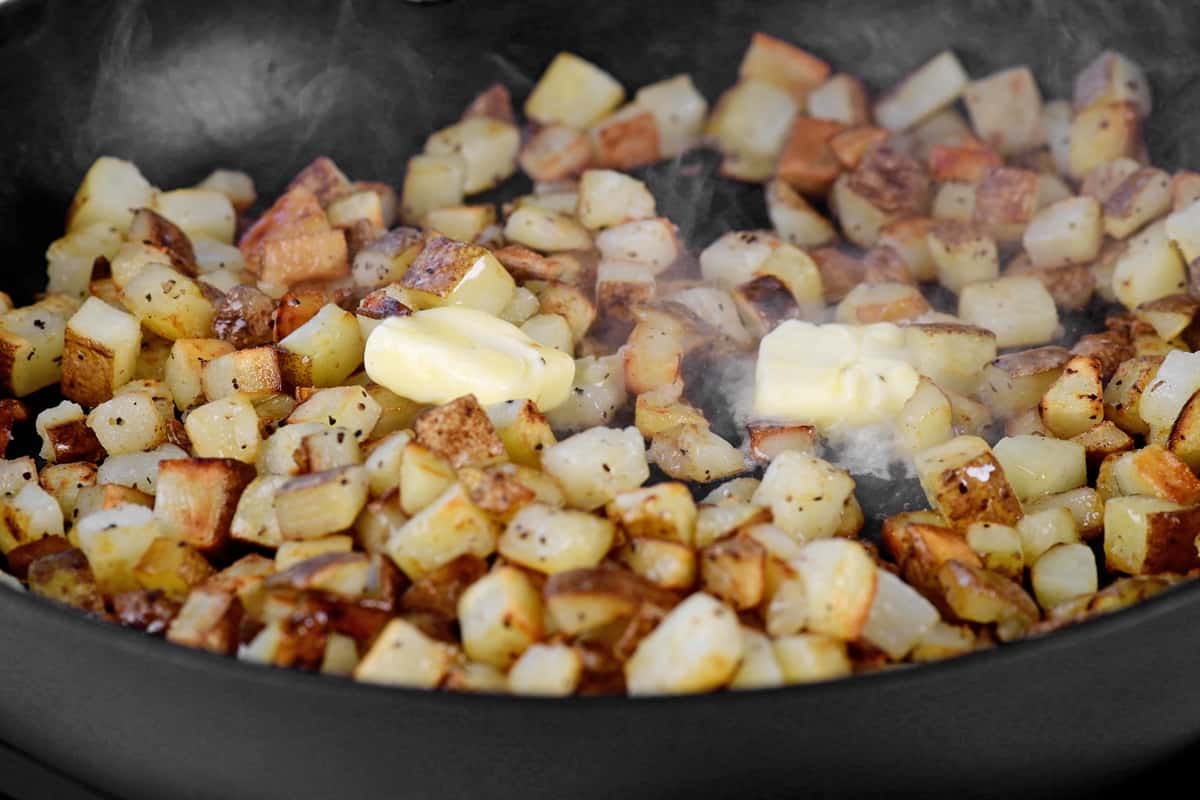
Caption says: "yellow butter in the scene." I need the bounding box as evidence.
[754,321,920,428]
[364,307,575,411]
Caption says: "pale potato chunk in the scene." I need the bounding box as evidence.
[874,51,969,131]
[498,503,615,574]
[1139,350,1200,438]
[790,538,877,640]
[958,275,1058,348]
[707,79,799,170]
[540,426,648,510]
[772,634,852,685]
[508,643,581,697]
[963,66,1044,155]
[62,297,142,406]
[425,117,520,195]
[503,207,592,253]
[274,466,369,541]
[1104,496,1199,575]
[457,565,542,668]
[354,619,454,688]
[648,424,748,484]
[993,434,1087,502]
[730,627,784,690]
[914,436,1022,529]
[624,593,742,696]
[896,377,954,454]
[752,451,856,541]
[1113,221,1187,310]
[96,443,188,495]
[276,304,364,388]
[1031,543,1098,611]
[119,263,215,340]
[576,169,656,230]
[386,484,496,579]
[634,74,708,158]
[927,221,998,292]
[965,521,1024,579]
[525,52,625,129]
[1017,506,1080,562]
[400,153,466,225]
[184,394,260,464]
[67,156,155,233]
[1022,196,1103,269]
[860,568,940,660]
[46,223,125,299]
[87,392,166,455]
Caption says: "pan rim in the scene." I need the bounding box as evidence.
[2,569,1198,706]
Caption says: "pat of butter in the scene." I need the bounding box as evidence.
[364,307,575,410]
[754,321,920,427]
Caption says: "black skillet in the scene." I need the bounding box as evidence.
[1,0,1199,797]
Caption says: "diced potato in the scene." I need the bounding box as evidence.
[1135,294,1198,341]
[1041,99,1074,177]
[575,169,655,231]
[398,442,456,515]
[738,32,830,102]
[807,73,870,125]
[518,125,592,183]
[74,503,161,593]
[1167,389,1200,472]
[184,394,261,463]
[86,392,165,455]
[0,483,65,554]
[993,434,1087,502]
[457,565,542,668]
[119,263,215,340]
[132,537,215,601]
[648,424,747,485]
[896,376,954,454]
[836,282,928,324]
[196,169,256,212]
[965,521,1024,580]
[927,221,997,292]
[698,536,765,610]
[353,618,453,688]
[1164,199,1200,263]
[425,117,520,195]
[594,218,680,275]
[164,338,235,411]
[589,104,659,171]
[914,436,1022,529]
[972,166,1040,243]
[1024,488,1104,539]
[936,560,1039,640]
[229,475,288,548]
[503,207,592,253]
[400,153,466,225]
[1139,350,1200,439]
[1031,543,1098,611]
[525,52,625,129]
[38,462,97,522]
[1022,196,1103,269]
[25,548,104,612]
[707,79,799,179]
[606,482,696,545]
[1067,102,1142,180]
[634,74,708,158]
[765,179,837,247]
[1037,356,1104,438]
[909,621,977,663]
[902,323,997,395]
[46,223,124,299]
[508,643,581,697]
[618,536,696,590]
[96,443,188,495]
[485,400,556,469]
[386,483,497,579]
[1104,167,1171,239]
[931,181,976,222]
[1110,445,1200,505]
[772,634,852,685]
[67,156,156,233]
[624,592,741,695]
[963,66,1044,155]
[200,346,282,402]
[752,451,855,540]
[1104,496,1200,575]
[397,236,515,316]
[274,466,369,541]
[859,568,940,660]
[1017,506,1079,563]
[958,275,1058,348]
[541,426,648,511]
[58,297,142,406]
[729,628,784,690]
[0,298,76,397]
[874,51,969,131]
[788,538,877,640]
[274,536,352,571]
[1074,50,1151,118]
[276,304,363,388]
[498,503,614,574]
[422,205,495,244]
[595,260,654,325]
[978,346,1071,418]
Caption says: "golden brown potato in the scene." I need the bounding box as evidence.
[153,458,257,554]
[914,436,1023,530]
[26,548,107,614]
[413,394,506,470]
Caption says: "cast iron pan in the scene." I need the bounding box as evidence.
[1,0,1199,797]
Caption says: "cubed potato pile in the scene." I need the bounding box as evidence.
[0,37,1197,697]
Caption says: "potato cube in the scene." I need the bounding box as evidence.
[386,483,496,579]
[457,564,542,668]
[1067,102,1141,180]
[276,304,364,388]
[776,116,844,197]
[67,156,156,232]
[648,424,748,485]
[525,52,624,128]
[963,66,1044,155]
[699,536,765,610]
[397,442,456,515]
[154,458,256,553]
[1104,496,1200,575]
[508,643,581,697]
[1104,167,1171,240]
[400,153,466,226]
[589,104,659,171]
[74,503,161,593]
[765,179,837,247]
[1031,543,1097,611]
[272,466,369,541]
[729,628,784,690]
[36,401,104,465]
[634,74,708,158]
[0,299,75,397]
[958,275,1058,348]
[738,32,829,102]
[164,338,235,411]
[96,443,188,495]
[859,567,941,659]
[772,634,852,685]
[26,548,105,613]
[184,394,260,463]
[1038,355,1104,438]
[902,323,997,396]
[200,347,282,402]
[927,221,997,292]
[1111,445,1200,505]
[353,618,453,688]
[707,79,799,173]
[228,475,288,548]
[605,483,697,545]
[575,169,655,231]
[752,451,856,541]
[518,124,592,183]
[617,537,695,590]
[624,592,741,695]
[979,346,1071,418]
[425,117,519,195]
[0,483,65,554]
[59,297,142,407]
[1138,349,1200,439]
[992,434,1086,503]
[132,537,215,601]
[499,503,614,574]
[936,560,1039,638]
[541,426,648,511]
[1074,50,1151,118]
[874,51,968,131]
[1022,196,1103,269]
[807,72,870,125]
[87,392,166,455]
[274,535,353,571]
[896,376,954,455]
[915,436,1022,529]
